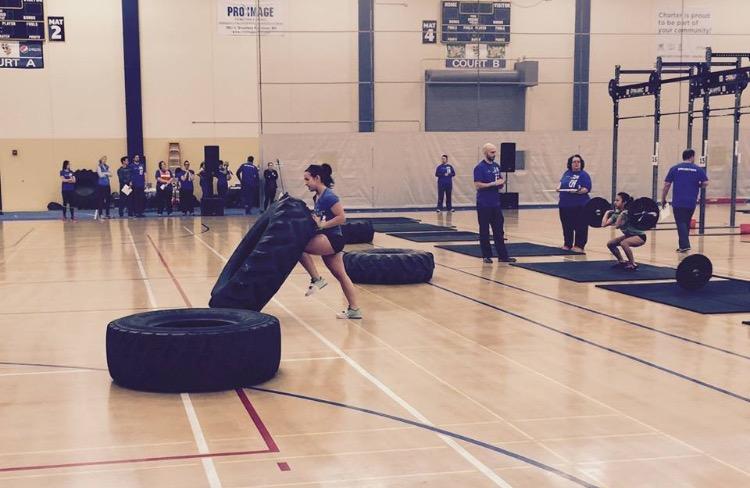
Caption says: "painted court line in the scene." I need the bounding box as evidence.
[191,223,600,488]
[185,231,513,487]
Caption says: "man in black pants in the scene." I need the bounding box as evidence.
[117,156,132,218]
[661,148,709,252]
[473,143,516,264]
[263,161,279,209]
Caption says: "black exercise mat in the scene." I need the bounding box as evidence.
[388,231,481,242]
[436,243,582,258]
[348,217,418,224]
[372,223,456,233]
[744,321,750,325]
[597,280,750,314]
[511,260,676,282]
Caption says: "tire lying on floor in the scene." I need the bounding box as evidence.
[210,195,317,311]
[341,221,374,244]
[343,248,434,284]
[106,308,280,393]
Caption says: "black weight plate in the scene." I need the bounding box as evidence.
[676,254,712,291]
[629,197,660,230]
[585,197,611,228]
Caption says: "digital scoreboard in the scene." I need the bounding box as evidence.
[0,0,45,41]
[441,1,510,44]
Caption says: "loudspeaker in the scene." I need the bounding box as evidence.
[201,197,225,216]
[204,145,220,174]
[500,192,519,209]
[500,142,516,173]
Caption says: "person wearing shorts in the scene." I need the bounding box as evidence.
[602,192,647,271]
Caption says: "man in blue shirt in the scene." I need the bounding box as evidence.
[435,154,456,212]
[661,148,709,252]
[117,156,132,218]
[237,156,260,215]
[129,155,146,217]
[473,143,516,263]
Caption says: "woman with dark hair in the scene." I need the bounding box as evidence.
[217,161,231,200]
[95,155,112,220]
[59,160,76,221]
[299,163,362,319]
[155,161,174,215]
[602,192,646,270]
[557,154,592,252]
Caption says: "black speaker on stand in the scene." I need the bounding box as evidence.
[499,142,519,209]
[201,145,225,216]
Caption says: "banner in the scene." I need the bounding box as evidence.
[217,0,285,36]
[656,6,712,60]
[0,40,43,69]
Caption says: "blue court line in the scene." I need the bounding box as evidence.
[248,386,599,488]
[428,283,750,405]
[436,263,750,362]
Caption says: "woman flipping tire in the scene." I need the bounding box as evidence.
[300,164,362,320]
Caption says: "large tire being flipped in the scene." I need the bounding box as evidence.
[210,195,317,311]
[341,221,374,244]
[72,169,99,209]
[343,248,434,284]
[106,308,280,393]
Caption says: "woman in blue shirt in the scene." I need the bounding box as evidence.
[557,154,592,252]
[95,156,112,219]
[59,160,76,221]
[299,163,362,320]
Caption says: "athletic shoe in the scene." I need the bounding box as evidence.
[676,247,691,253]
[611,261,626,268]
[571,246,585,253]
[450,209,455,213]
[498,257,517,263]
[305,277,327,296]
[336,307,363,319]
[483,257,493,264]
[436,209,442,213]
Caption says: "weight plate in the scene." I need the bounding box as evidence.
[585,197,612,228]
[629,197,660,230]
[676,254,712,291]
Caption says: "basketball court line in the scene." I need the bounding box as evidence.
[436,262,750,360]
[187,232,598,488]
[348,269,750,479]
[0,461,199,482]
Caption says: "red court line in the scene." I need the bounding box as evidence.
[146,233,193,307]
[277,462,291,471]
[236,389,280,453]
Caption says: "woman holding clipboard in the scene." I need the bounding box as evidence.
[556,154,591,252]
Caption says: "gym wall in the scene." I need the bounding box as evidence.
[1,0,749,210]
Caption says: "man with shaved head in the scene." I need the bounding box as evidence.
[473,143,515,264]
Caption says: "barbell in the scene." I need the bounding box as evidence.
[584,196,660,231]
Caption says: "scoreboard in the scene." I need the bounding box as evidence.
[441,1,510,44]
[0,0,45,41]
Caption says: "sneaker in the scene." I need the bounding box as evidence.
[436,209,442,213]
[499,257,517,263]
[336,307,363,319]
[450,209,455,213]
[611,261,626,268]
[624,263,639,271]
[482,257,493,264]
[676,247,691,253]
[571,246,585,253]
[305,277,328,296]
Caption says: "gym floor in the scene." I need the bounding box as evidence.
[0,205,749,488]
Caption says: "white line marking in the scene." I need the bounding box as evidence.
[127,227,222,488]
[189,232,513,487]
[0,369,95,377]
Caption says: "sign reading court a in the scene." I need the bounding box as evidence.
[217,0,286,36]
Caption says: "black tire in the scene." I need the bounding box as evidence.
[106,308,280,393]
[210,195,317,311]
[72,169,99,209]
[343,248,434,284]
[341,221,374,244]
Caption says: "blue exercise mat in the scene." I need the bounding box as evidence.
[348,217,419,224]
[597,280,750,314]
[388,231,481,242]
[373,223,456,233]
[511,260,676,282]
[436,243,582,257]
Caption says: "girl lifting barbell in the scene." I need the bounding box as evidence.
[602,192,647,271]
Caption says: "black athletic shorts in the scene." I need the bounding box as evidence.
[626,233,647,243]
[321,228,345,254]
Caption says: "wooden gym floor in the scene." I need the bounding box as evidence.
[0,205,749,487]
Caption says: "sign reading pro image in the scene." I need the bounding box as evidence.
[217,0,286,36]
